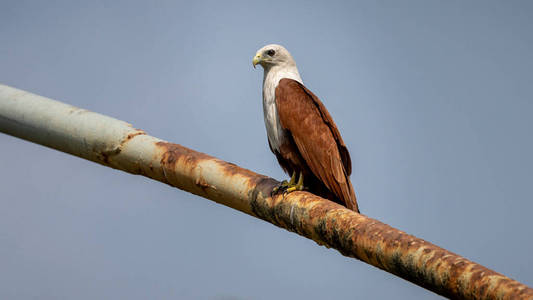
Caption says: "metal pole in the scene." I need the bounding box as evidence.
[1,84,531,299]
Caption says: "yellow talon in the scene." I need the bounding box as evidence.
[285,186,297,193]
[272,172,295,195]
[288,172,297,185]
[296,171,304,190]
[272,171,303,196]
[283,172,304,194]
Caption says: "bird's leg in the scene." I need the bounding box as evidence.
[284,172,304,194]
[287,171,297,186]
[271,171,297,195]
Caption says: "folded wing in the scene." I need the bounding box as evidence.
[275,78,358,212]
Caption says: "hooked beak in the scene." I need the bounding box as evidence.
[252,54,261,69]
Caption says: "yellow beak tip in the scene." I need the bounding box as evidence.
[252,56,261,69]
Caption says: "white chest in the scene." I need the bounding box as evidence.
[262,67,303,151]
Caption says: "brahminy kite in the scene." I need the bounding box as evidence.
[253,44,359,212]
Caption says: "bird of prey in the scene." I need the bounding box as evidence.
[253,44,359,212]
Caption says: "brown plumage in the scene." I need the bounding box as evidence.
[274,79,359,212]
[253,44,359,212]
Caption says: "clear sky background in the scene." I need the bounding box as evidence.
[1,1,532,299]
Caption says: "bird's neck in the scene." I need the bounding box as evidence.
[263,65,303,88]
[261,65,302,153]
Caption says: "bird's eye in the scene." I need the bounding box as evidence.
[267,49,276,56]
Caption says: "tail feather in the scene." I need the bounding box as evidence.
[306,172,359,213]
[342,178,359,213]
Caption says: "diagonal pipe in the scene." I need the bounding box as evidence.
[0,84,531,299]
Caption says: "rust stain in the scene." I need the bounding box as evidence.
[155,142,213,183]
[95,129,146,165]
[125,129,146,141]
[146,141,532,299]
[248,189,533,299]
[7,83,530,299]
[155,141,274,194]
[195,177,216,192]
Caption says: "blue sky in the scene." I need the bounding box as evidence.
[1,1,532,299]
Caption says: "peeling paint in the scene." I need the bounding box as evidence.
[1,83,532,300]
[249,190,533,299]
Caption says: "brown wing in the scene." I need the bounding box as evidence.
[275,78,359,212]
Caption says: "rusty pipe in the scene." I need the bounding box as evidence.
[0,84,532,299]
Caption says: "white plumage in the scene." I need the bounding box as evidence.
[257,44,303,152]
